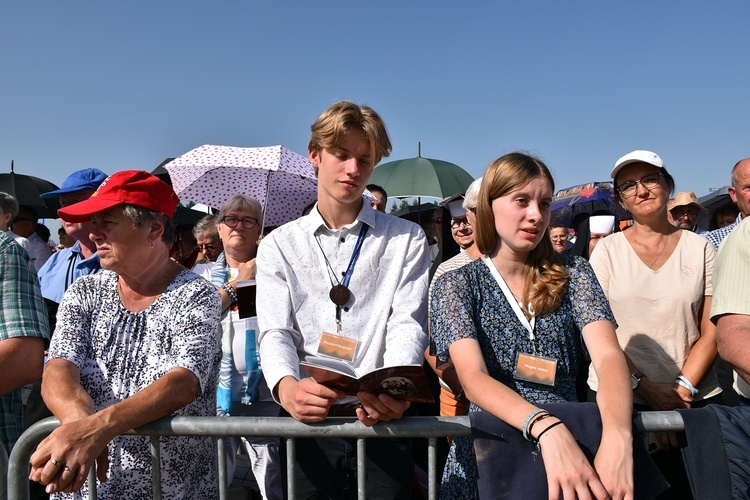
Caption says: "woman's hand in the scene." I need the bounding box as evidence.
[594,429,634,500]
[29,416,111,494]
[637,378,692,411]
[636,379,691,450]
[236,258,257,281]
[537,420,610,500]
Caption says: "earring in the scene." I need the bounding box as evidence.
[150,241,154,249]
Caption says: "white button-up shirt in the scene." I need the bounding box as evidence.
[257,202,429,399]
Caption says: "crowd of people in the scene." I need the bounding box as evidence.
[2,99,750,500]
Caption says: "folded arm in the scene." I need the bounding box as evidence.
[31,359,200,494]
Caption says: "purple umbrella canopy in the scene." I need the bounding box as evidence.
[550,181,632,227]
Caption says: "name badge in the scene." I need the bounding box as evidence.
[513,352,558,386]
[318,331,358,362]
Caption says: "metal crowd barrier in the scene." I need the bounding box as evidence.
[7,412,684,500]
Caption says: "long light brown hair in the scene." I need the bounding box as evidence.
[475,152,568,317]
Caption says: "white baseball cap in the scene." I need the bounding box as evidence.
[611,150,664,180]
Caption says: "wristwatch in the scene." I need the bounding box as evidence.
[630,371,645,390]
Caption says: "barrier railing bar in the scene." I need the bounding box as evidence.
[88,466,97,499]
[217,437,228,500]
[427,437,437,500]
[286,438,296,500]
[150,436,161,500]
[357,438,366,500]
[8,412,685,500]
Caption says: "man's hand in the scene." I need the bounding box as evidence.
[356,391,411,427]
[277,376,343,422]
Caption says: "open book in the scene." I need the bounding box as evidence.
[300,356,435,403]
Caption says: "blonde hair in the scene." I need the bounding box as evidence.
[308,100,392,168]
[475,152,568,317]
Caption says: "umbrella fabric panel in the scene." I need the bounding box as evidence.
[0,173,61,219]
[165,144,318,228]
[166,166,272,209]
[550,181,631,227]
[369,157,474,199]
[167,145,313,185]
[264,171,317,226]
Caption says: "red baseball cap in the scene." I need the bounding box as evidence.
[58,170,180,222]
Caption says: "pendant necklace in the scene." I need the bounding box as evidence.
[633,229,673,269]
[315,224,369,306]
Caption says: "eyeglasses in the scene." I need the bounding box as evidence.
[198,243,217,251]
[450,218,471,229]
[617,172,663,198]
[671,208,699,219]
[221,216,259,229]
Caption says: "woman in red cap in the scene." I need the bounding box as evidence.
[28,170,222,499]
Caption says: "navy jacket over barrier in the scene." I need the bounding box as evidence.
[471,402,669,500]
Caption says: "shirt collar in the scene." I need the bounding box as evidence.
[306,198,377,235]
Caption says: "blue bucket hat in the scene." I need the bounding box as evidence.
[40,168,108,199]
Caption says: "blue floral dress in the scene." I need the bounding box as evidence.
[430,254,615,499]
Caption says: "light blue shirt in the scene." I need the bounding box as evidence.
[38,240,101,303]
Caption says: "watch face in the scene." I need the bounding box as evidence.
[631,375,638,390]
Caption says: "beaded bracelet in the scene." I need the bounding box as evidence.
[522,409,549,442]
[222,282,238,304]
[675,375,699,397]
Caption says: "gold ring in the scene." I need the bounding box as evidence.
[50,458,62,467]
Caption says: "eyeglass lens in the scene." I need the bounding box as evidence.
[222,216,258,229]
[451,218,470,228]
[618,172,661,196]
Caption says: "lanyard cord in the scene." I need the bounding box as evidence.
[315,224,369,289]
[314,224,369,331]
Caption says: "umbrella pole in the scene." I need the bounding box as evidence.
[417,196,422,226]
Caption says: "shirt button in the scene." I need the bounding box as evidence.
[343,307,350,312]
[340,237,345,243]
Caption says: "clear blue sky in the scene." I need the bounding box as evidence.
[2,2,749,202]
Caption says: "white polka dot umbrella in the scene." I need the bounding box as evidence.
[165,144,317,227]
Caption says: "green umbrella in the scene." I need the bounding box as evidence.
[368,156,474,199]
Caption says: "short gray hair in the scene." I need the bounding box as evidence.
[217,194,263,225]
[193,214,219,238]
[0,192,19,217]
[122,204,176,245]
[463,177,482,210]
